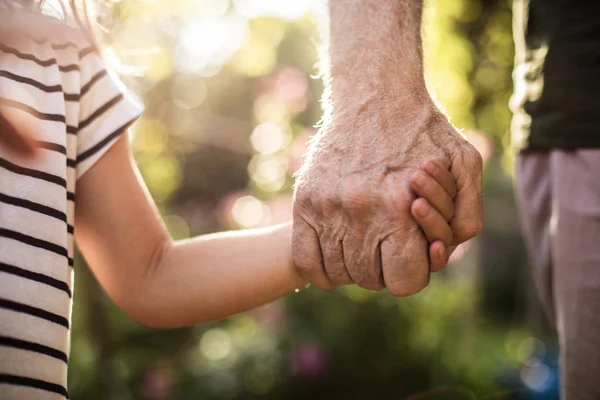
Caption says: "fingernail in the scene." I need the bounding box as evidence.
[427,160,441,174]
[438,246,446,258]
[416,202,430,218]
[411,172,424,188]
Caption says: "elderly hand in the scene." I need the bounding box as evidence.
[292,99,483,296]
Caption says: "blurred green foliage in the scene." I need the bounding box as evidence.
[69,0,551,399]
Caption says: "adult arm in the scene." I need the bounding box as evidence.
[75,136,306,329]
[292,0,483,295]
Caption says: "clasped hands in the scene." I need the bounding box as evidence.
[291,101,483,296]
[0,94,484,299]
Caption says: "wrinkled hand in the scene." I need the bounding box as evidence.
[292,102,483,296]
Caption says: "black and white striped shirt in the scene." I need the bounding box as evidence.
[0,14,142,399]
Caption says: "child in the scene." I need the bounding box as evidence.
[0,3,458,399]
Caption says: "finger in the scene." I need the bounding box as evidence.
[428,240,449,272]
[320,231,353,285]
[0,112,38,157]
[343,229,385,290]
[292,218,335,290]
[411,198,453,246]
[410,169,455,221]
[421,159,456,199]
[451,146,484,245]
[381,230,430,297]
[340,179,385,290]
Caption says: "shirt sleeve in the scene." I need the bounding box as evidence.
[75,47,143,179]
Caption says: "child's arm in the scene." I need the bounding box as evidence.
[122,222,303,328]
[75,136,305,328]
[75,135,457,328]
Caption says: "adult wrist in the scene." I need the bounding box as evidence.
[327,75,435,131]
[326,58,431,115]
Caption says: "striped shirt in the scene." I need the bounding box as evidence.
[0,14,142,399]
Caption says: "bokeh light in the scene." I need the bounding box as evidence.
[200,329,234,361]
[231,195,270,228]
[68,1,551,399]
[250,122,290,154]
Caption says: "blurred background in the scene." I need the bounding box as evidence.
[69,0,559,399]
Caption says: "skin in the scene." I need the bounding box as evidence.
[292,0,483,296]
[0,23,40,158]
[0,116,456,328]
[0,1,470,327]
[72,135,456,328]
[74,136,304,328]
[0,109,38,157]
[0,12,79,158]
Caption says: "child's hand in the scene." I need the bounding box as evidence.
[409,159,457,272]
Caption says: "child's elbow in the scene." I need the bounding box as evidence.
[118,298,180,329]
[116,291,212,329]
[116,243,181,328]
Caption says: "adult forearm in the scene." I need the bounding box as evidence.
[292,0,483,294]
[325,0,430,114]
[126,223,305,329]
[304,0,437,178]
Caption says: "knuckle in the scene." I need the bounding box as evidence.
[323,195,342,214]
[411,170,430,191]
[465,145,484,169]
[307,187,325,206]
[307,187,340,214]
[293,189,313,212]
[387,185,414,210]
[454,218,483,242]
[341,177,371,212]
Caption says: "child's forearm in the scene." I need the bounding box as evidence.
[126,222,306,328]
[76,138,305,328]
